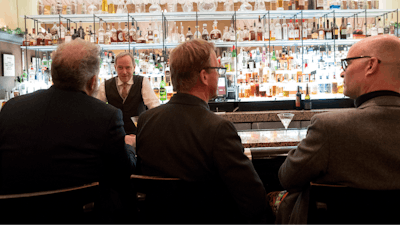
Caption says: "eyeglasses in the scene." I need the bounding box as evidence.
[341,56,381,72]
[201,67,227,76]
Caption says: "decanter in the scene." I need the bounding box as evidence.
[224,0,234,11]
[222,26,231,42]
[239,0,253,11]
[193,26,201,39]
[182,1,193,12]
[149,0,162,13]
[202,23,209,41]
[210,20,222,42]
[199,0,217,12]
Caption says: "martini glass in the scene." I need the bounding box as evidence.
[277,113,294,135]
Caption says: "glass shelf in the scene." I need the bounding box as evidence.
[0,32,24,45]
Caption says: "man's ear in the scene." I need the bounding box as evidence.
[365,57,379,77]
[199,69,209,86]
[87,75,97,91]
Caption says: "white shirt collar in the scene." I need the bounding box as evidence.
[117,76,134,86]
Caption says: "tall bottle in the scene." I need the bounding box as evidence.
[282,17,288,40]
[123,22,129,42]
[102,0,108,13]
[78,21,85,40]
[159,75,167,101]
[325,21,332,39]
[202,23,209,41]
[249,22,256,41]
[257,16,263,41]
[295,85,302,110]
[346,21,353,39]
[294,19,300,40]
[304,83,311,110]
[312,21,318,40]
[186,26,193,41]
[316,0,324,9]
[377,18,384,35]
[340,17,347,39]
[105,24,112,44]
[333,20,339,39]
[275,17,282,40]
[110,23,117,43]
[194,25,201,39]
[129,21,136,42]
[117,23,124,42]
[302,19,307,40]
[318,22,325,40]
[98,20,105,44]
[288,19,294,41]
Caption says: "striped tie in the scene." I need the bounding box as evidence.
[121,83,128,99]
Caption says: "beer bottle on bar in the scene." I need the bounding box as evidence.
[304,83,312,110]
[295,85,302,110]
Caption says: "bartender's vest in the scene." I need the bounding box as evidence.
[105,75,146,135]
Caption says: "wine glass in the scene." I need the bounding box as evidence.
[277,113,294,135]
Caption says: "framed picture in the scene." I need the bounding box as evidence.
[2,54,15,77]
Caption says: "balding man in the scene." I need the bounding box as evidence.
[0,39,136,222]
[275,35,400,223]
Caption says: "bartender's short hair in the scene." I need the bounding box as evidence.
[51,39,100,91]
[170,39,215,93]
[115,52,136,67]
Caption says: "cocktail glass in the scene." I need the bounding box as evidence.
[131,116,139,127]
[277,113,294,135]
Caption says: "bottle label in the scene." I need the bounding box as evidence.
[296,96,301,107]
[118,32,124,41]
[294,30,299,38]
[335,29,339,35]
[312,33,318,39]
[302,29,307,38]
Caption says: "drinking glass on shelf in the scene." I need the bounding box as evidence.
[149,0,162,13]
[224,0,234,11]
[239,0,253,11]
[277,113,294,135]
[183,1,193,12]
[254,0,266,10]
[199,0,217,12]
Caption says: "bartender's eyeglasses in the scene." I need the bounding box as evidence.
[341,56,381,72]
[202,67,227,76]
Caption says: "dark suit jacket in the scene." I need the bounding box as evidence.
[277,95,400,224]
[136,93,268,223]
[0,86,136,220]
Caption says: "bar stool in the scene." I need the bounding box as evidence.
[308,182,400,224]
[0,182,100,223]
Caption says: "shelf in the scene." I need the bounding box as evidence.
[23,9,398,24]
[0,31,24,45]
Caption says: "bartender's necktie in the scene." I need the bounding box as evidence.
[121,83,129,99]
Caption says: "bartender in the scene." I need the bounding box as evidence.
[96,52,160,135]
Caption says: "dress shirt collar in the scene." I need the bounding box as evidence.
[167,93,210,110]
[116,76,134,86]
[354,90,400,108]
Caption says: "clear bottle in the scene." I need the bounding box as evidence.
[65,28,72,43]
[105,24,112,44]
[282,17,288,41]
[210,20,222,41]
[294,19,300,40]
[377,18,384,35]
[270,21,276,41]
[37,29,45,46]
[129,21,136,42]
[137,29,146,43]
[264,23,270,41]
[257,16,263,41]
[117,23,124,42]
[84,27,90,42]
[98,20,105,44]
[275,17,282,40]
[202,23,209,41]
[384,16,390,35]
[30,28,37,46]
[243,25,249,41]
[50,22,58,36]
[180,22,185,43]
[346,21,353,39]
[222,26,231,42]
[302,19,307,40]
[194,26,201,39]
[123,22,129,42]
[229,25,236,42]
[370,23,378,36]
[186,26,193,41]
[288,19,294,41]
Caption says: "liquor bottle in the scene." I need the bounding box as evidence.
[105,24,111,44]
[50,22,58,36]
[277,0,284,10]
[384,16,390,35]
[78,22,85,40]
[340,17,347,39]
[302,19,307,40]
[210,20,222,41]
[275,17,282,40]
[282,17,288,41]
[294,19,300,41]
[270,21,276,41]
[271,0,277,10]
[264,23,270,41]
[59,22,65,43]
[223,26,230,42]
[288,20,294,41]
[307,21,313,39]
[129,21,136,42]
[98,20,105,44]
[65,28,72,43]
[318,22,325,40]
[84,27,90,42]
[159,76,167,101]
[249,22,256,41]
[257,16,263,41]
[304,83,311,110]
[194,25,201,39]
[123,22,129,42]
[316,0,324,9]
[202,23,209,41]
[377,18,384,35]
[243,25,249,41]
[295,86,302,110]
[102,0,108,13]
[153,77,160,99]
[37,29,45,46]
[186,26,193,41]
[312,21,318,40]
[137,29,146,43]
[30,28,37,46]
[325,21,332,39]
[110,23,117,43]
[117,23,124,42]
[72,28,79,40]
[346,21,353,39]
[229,25,236,42]
[333,20,339,39]
[370,23,378,36]
[180,22,185,43]
[248,52,255,71]
[89,26,95,42]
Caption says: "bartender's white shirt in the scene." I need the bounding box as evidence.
[96,76,160,109]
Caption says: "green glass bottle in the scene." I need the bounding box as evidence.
[159,75,167,101]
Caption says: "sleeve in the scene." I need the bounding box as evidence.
[278,115,330,193]
[212,120,268,223]
[95,81,107,102]
[142,77,160,109]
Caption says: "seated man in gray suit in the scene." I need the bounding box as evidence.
[136,39,269,223]
[276,35,400,223]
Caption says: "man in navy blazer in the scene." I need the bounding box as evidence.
[136,39,269,223]
[277,35,400,223]
[0,39,136,222]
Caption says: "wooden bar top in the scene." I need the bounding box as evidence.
[238,128,307,148]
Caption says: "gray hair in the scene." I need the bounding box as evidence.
[51,39,100,91]
[115,52,136,67]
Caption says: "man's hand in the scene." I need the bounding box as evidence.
[125,134,136,147]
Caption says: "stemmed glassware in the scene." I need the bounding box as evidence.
[149,0,162,13]
[239,0,253,11]
[87,0,98,14]
[277,113,294,135]
[199,0,217,12]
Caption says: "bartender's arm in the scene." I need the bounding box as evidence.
[142,77,160,109]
